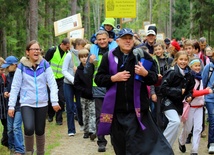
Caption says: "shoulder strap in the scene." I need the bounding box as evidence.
[44,60,47,71]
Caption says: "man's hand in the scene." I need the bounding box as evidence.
[135,62,148,77]
[89,54,96,63]
[111,70,131,82]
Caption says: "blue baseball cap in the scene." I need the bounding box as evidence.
[1,56,18,68]
[117,28,134,38]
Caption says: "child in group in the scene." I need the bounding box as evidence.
[62,38,89,136]
[90,18,116,44]
[0,57,8,148]
[7,40,61,155]
[184,40,198,60]
[168,40,180,58]
[1,56,25,155]
[160,51,195,147]
[178,58,213,155]
[205,46,214,63]
[150,43,173,129]
[74,48,96,140]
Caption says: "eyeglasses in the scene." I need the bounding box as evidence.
[29,48,41,51]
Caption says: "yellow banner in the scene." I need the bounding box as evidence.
[105,0,136,18]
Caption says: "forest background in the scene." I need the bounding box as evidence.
[0,0,213,58]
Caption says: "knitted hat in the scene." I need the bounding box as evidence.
[102,18,115,28]
[171,40,180,51]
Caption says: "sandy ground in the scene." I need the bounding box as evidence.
[49,119,210,155]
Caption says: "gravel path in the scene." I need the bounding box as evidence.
[50,120,210,155]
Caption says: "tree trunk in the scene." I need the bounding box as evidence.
[45,1,53,47]
[83,0,90,38]
[190,1,193,39]
[71,0,77,15]
[29,0,38,40]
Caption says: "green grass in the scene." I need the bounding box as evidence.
[0,113,65,155]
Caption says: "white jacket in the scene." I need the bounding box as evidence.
[8,56,59,109]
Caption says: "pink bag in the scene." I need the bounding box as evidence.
[181,101,190,123]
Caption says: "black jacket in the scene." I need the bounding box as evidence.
[5,72,21,111]
[74,63,93,99]
[95,46,158,113]
[160,64,195,115]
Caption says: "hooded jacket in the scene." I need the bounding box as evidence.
[8,56,59,109]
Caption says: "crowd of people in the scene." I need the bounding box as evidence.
[0,17,214,155]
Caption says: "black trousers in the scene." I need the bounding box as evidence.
[95,98,107,146]
[1,118,8,146]
[48,79,65,122]
[21,106,48,136]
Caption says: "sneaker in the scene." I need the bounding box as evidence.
[83,133,89,139]
[178,140,186,153]
[68,133,75,136]
[209,143,214,154]
[89,133,96,141]
[80,126,84,131]
[98,145,106,152]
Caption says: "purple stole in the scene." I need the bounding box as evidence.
[97,50,146,136]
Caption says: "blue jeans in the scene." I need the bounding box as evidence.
[206,102,214,145]
[7,111,25,154]
[63,83,83,134]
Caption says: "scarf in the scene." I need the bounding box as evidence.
[191,70,202,80]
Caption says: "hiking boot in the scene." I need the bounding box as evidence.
[98,145,106,152]
[83,133,89,139]
[178,140,186,153]
[89,133,96,141]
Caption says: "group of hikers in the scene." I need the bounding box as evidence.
[0,17,214,155]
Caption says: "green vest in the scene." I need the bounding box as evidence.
[93,55,102,86]
[50,46,66,79]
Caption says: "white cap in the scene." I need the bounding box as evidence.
[146,30,156,36]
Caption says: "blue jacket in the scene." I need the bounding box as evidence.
[202,62,214,103]
[8,56,59,110]
[84,41,118,98]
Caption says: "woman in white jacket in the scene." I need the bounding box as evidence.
[8,40,61,155]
